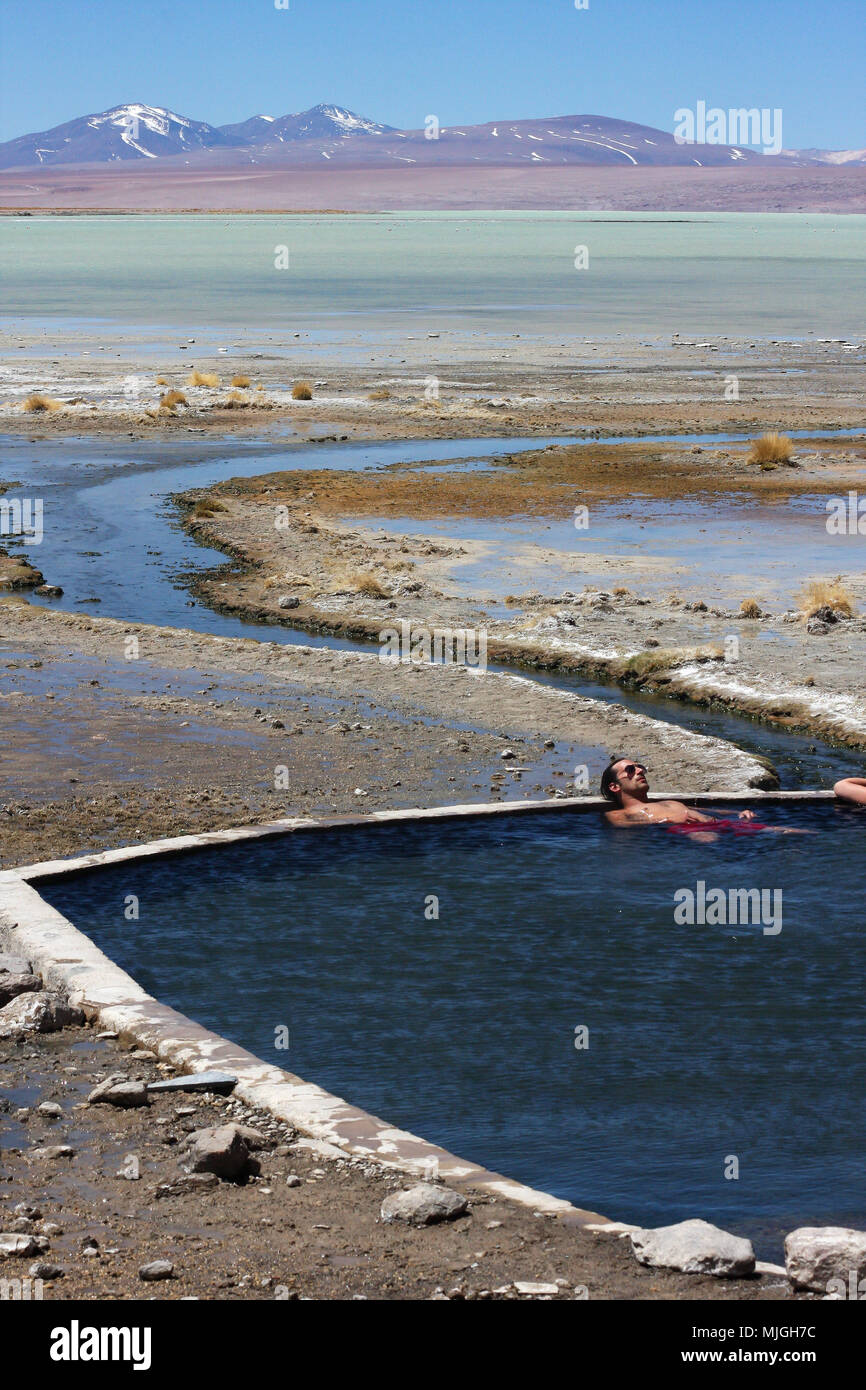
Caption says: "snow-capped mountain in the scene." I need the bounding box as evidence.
[218,104,394,145]
[0,102,855,170]
[0,102,393,167]
[0,104,236,166]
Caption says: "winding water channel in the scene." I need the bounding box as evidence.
[1,428,861,786]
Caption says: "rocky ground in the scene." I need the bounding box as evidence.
[0,1011,799,1302]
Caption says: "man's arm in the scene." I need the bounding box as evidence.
[835,778,866,806]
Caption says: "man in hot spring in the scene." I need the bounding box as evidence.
[600,758,807,837]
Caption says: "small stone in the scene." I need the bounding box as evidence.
[514,1281,561,1296]
[630,1219,755,1278]
[285,1174,302,1188]
[380,1182,469,1227]
[139,1260,174,1282]
[30,1261,63,1280]
[278,595,300,609]
[499,749,516,760]
[30,1145,75,1160]
[13,1204,42,1220]
[37,1102,63,1118]
[154,1172,220,1198]
[129,1049,157,1061]
[147,1070,236,1096]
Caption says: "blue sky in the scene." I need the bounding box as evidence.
[0,0,862,148]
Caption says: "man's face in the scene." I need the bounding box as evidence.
[612,759,649,797]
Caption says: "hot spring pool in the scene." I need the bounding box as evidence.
[39,801,866,1258]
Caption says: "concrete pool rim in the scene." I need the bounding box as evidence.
[0,789,838,1232]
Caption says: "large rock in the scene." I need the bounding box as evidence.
[87,1080,149,1109]
[630,1219,755,1278]
[0,954,33,977]
[182,1124,250,1180]
[0,1233,42,1260]
[380,1182,469,1227]
[784,1227,866,1292]
[0,971,41,1008]
[0,991,84,1039]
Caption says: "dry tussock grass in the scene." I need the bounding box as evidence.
[187,370,220,388]
[747,432,794,466]
[798,578,855,619]
[292,382,313,401]
[231,375,251,388]
[23,393,61,413]
[347,570,389,597]
[189,498,228,519]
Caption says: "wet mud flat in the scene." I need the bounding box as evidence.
[0,611,621,870]
[0,602,770,874]
[1,330,864,443]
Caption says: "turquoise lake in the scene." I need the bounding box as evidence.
[2,211,864,339]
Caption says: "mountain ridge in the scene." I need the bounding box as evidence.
[2,102,862,171]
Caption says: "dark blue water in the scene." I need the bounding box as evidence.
[40,800,866,1259]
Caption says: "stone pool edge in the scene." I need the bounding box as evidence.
[0,790,835,1232]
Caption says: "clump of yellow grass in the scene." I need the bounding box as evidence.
[368,388,392,401]
[222,390,250,409]
[23,393,61,413]
[350,570,388,598]
[798,578,855,619]
[156,376,169,386]
[740,598,763,618]
[187,370,219,388]
[231,374,251,389]
[159,389,188,412]
[292,382,313,401]
[190,498,227,519]
[747,432,794,466]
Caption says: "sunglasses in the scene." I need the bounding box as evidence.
[620,764,647,779]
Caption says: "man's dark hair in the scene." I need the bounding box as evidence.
[600,759,625,803]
